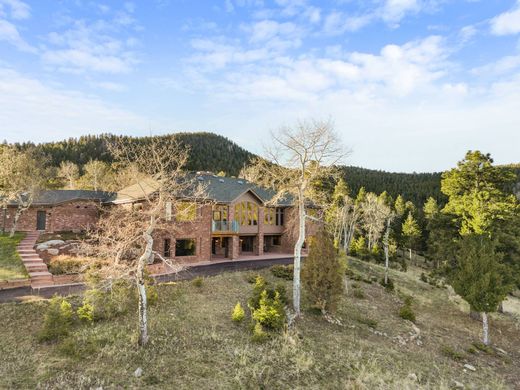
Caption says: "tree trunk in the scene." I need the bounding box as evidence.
[383,218,391,285]
[293,197,305,318]
[137,216,155,346]
[482,312,489,345]
[9,207,23,238]
[409,248,412,263]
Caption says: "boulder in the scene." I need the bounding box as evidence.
[36,240,65,250]
[47,248,60,256]
[463,364,476,372]
[134,367,143,378]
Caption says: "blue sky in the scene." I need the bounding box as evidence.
[1,0,519,172]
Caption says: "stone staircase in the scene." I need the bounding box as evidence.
[17,232,54,288]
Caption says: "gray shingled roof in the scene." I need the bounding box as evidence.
[113,174,293,206]
[7,190,113,206]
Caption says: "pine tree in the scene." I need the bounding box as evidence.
[450,235,512,345]
[402,212,421,262]
[302,230,344,313]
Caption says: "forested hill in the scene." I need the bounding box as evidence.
[14,132,256,178]
[11,132,519,207]
[339,166,445,206]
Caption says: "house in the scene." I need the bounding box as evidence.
[2,190,112,233]
[3,174,319,264]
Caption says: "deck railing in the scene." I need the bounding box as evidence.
[212,220,239,233]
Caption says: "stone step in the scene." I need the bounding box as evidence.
[23,260,45,265]
[29,271,52,277]
[31,282,54,288]
[18,249,37,254]
[26,265,48,272]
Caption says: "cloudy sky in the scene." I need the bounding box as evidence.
[1,0,519,172]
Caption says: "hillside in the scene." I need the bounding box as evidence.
[12,132,520,206]
[0,259,518,388]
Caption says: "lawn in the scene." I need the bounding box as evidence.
[0,232,28,280]
[0,258,518,389]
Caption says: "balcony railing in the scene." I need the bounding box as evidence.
[212,220,239,233]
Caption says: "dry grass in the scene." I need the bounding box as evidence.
[0,258,518,389]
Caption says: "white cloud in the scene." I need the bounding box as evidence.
[41,19,139,74]
[381,0,420,24]
[490,1,520,35]
[0,0,30,20]
[0,18,35,52]
[472,54,520,76]
[0,67,149,142]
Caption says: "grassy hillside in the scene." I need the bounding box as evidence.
[0,259,518,389]
[0,233,27,280]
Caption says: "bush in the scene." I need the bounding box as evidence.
[251,322,268,342]
[420,272,428,283]
[441,345,465,361]
[252,290,285,330]
[231,302,245,323]
[77,303,94,323]
[146,284,159,306]
[82,280,135,321]
[192,276,203,288]
[270,264,293,280]
[352,288,365,299]
[38,296,73,342]
[245,273,260,284]
[302,230,344,313]
[48,256,87,275]
[398,304,416,322]
[247,276,287,310]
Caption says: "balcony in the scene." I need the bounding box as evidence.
[212,220,239,233]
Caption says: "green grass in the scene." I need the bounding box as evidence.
[0,259,518,389]
[0,232,28,280]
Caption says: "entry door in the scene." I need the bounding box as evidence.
[36,211,46,230]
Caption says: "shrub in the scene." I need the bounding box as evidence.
[441,345,465,361]
[77,303,94,323]
[251,322,268,342]
[82,280,135,321]
[302,230,344,313]
[48,256,87,275]
[472,341,494,354]
[352,288,365,299]
[420,272,428,283]
[252,290,285,330]
[192,276,203,288]
[398,304,416,322]
[38,296,73,342]
[270,264,293,280]
[231,302,245,323]
[245,273,260,284]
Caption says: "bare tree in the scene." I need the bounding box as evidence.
[383,213,395,285]
[58,161,80,189]
[328,194,361,254]
[360,193,391,251]
[0,146,46,237]
[245,120,347,318]
[82,160,110,191]
[82,138,206,346]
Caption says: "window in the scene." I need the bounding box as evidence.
[241,236,254,252]
[264,208,275,225]
[176,202,197,222]
[165,202,172,221]
[212,205,228,222]
[272,236,281,246]
[235,202,258,226]
[175,239,196,256]
[275,208,284,226]
[164,238,171,257]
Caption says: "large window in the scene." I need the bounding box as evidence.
[275,208,284,226]
[175,239,196,256]
[212,205,228,222]
[264,207,275,225]
[176,202,197,222]
[235,201,258,226]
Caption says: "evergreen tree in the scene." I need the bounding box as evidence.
[450,235,512,345]
[302,230,344,313]
[402,212,421,262]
